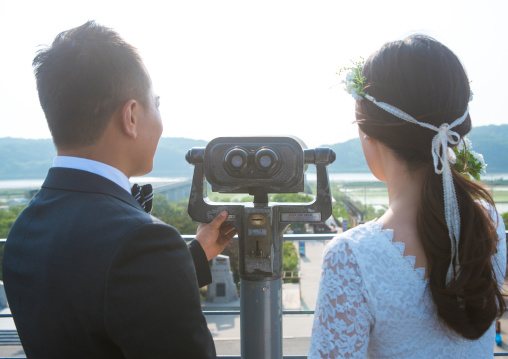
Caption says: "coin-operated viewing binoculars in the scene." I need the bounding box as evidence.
[186,137,335,359]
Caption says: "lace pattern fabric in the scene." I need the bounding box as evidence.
[309,209,506,359]
[309,238,373,358]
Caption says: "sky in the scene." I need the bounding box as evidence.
[1,0,507,148]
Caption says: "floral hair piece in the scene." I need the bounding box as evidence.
[450,137,487,181]
[338,58,366,100]
[342,60,476,285]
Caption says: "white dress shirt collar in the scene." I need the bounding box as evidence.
[52,156,131,194]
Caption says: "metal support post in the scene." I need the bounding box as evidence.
[240,278,282,359]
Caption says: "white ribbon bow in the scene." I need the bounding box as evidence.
[364,94,469,285]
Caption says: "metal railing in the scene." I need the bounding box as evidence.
[1,232,508,358]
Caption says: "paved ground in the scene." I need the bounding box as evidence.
[299,240,327,312]
[214,337,311,356]
[205,239,327,356]
[282,282,301,310]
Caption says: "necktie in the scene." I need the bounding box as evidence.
[131,183,153,214]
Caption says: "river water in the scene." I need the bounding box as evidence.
[0,176,189,190]
[2,172,508,190]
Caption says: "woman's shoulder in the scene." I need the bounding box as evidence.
[478,200,508,282]
[476,199,503,223]
[327,220,384,245]
[324,220,388,259]
[476,199,506,240]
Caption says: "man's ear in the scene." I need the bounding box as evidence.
[120,99,138,139]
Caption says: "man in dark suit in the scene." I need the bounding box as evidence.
[2,21,236,358]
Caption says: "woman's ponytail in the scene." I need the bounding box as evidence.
[418,165,505,339]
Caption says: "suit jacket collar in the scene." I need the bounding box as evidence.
[42,167,144,212]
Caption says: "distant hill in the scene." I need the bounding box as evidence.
[465,125,508,174]
[0,137,207,180]
[1,124,507,180]
[320,137,368,173]
[0,138,56,179]
[152,137,208,177]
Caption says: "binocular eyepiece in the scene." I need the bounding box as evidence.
[186,136,335,196]
[223,146,280,176]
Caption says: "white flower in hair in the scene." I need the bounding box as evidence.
[457,137,473,152]
[447,148,457,164]
[471,150,487,174]
[338,58,366,101]
[472,151,484,164]
[452,137,487,179]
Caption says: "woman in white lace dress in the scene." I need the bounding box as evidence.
[308,35,506,358]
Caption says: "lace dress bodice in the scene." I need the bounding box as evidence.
[309,210,506,359]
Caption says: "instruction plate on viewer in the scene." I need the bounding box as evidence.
[280,213,321,222]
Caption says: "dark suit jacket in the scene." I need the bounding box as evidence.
[3,167,216,358]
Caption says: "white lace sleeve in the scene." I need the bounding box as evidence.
[481,201,507,287]
[308,239,374,359]
[493,208,507,287]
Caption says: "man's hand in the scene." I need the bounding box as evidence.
[195,211,237,261]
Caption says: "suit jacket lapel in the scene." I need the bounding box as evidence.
[42,167,144,212]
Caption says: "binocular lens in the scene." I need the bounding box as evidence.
[258,155,272,168]
[225,148,248,171]
[231,155,244,168]
[255,149,278,171]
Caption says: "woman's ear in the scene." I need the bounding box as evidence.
[359,128,386,182]
[120,99,138,139]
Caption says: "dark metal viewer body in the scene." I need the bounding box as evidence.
[186,137,335,359]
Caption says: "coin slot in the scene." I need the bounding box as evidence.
[250,214,266,226]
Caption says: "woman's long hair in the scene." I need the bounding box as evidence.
[356,35,505,339]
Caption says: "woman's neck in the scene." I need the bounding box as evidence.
[377,158,429,273]
[377,151,428,230]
